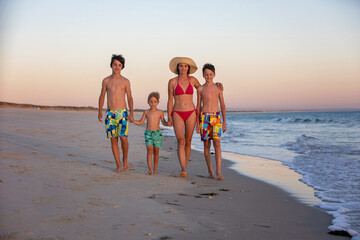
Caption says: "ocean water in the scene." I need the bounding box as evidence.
[163,111,360,239]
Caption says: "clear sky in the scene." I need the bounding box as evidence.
[1,0,359,110]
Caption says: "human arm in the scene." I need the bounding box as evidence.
[167,79,174,126]
[191,76,201,89]
[132,111,146,125]
[160,111,168,126]
[219,89,226,133]
[98,79,107,122]
[125,80,134,122]
[196,87,202,133]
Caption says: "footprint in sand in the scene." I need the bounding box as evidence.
[0,233,19,239]
[160,235,172,240]
[112,224,122,229]
[9,165,32,175]
[165,209,177,214]
[52,215,87,223]
[152,222,163,226]
[32,196,54,206]
[88,198,111,207]
[101,160,113,164]
[199,192,218,196]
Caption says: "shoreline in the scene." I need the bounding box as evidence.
[0,108,350,239]
[191,147,320,206]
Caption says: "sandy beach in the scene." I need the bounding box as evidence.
[0,108,349,240]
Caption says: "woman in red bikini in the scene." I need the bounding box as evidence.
[167,57,222,178]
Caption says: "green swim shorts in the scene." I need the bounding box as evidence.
[144,129,162,148]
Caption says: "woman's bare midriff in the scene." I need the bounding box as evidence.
[173,95,195,111]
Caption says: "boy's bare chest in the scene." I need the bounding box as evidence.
[107,79,125,92]
[202,86,218,98]
[146,111,160,120]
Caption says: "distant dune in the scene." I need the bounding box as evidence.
[0,101,98,111]
[0,101,148,112]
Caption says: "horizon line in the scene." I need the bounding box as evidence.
[1,101,359,113]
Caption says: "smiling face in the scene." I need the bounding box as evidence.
[148,96,159,108]
[111,59,123,74]
[177,63,190,75]
[203,68,215,83]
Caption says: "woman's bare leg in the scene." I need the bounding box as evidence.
[172,113,187,176]
[184,112,197,168]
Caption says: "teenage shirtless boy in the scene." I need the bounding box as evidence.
[196,63,227,180]
[98,54,134,173]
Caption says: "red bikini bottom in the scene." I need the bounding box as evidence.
[172,109,198,122]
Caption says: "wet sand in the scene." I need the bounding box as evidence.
[0,108,348,239]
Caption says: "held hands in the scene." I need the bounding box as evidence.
[168,118,173,127]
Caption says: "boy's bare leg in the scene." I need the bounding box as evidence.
[204,141,214,179]
[120,136,130,171]
[173,115,187,177]
[213,139,223,180]
[146,145,153,175]
[184,112,196,168]
[153,147,160,174]
[110,137,122,173]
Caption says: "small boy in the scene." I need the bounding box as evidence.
[196,63,227,180]
[131,92,168,175]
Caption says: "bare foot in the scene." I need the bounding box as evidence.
[148,170,153,175]
[180,172,187,178]
[208,172,215,179]
[154,170,159,174]
[217,175,224,181]
[113,167,122,173]
[123,163,130,171]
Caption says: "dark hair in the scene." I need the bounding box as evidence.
[202,63,215,74]
[110,54,125,69]
[148,91,160,102]
[176,63,190,75]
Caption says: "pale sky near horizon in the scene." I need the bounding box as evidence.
[1,0,359,110]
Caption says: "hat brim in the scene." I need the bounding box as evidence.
[169,57,198,74]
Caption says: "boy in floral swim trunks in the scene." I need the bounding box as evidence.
[196,63,227,180]
[131,92,168,175]
[98,54,134,173]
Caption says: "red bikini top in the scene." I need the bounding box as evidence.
[174,76,194,95]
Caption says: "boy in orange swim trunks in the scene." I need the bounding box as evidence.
[196,63,227,180]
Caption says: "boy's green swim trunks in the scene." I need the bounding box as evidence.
[144,129,162,148]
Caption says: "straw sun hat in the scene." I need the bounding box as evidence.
[169,57,198,74]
